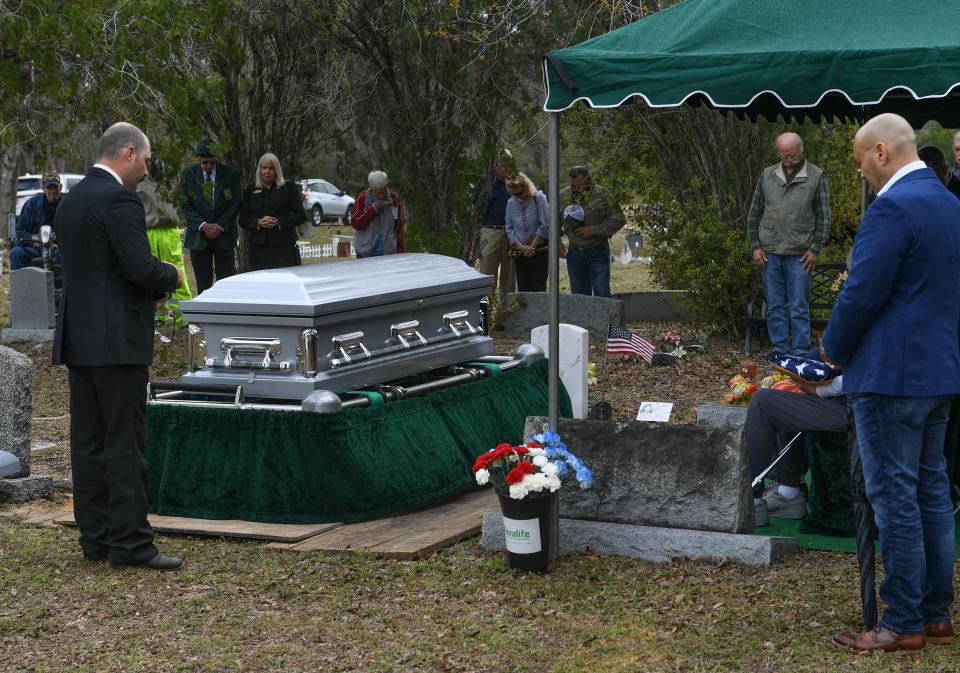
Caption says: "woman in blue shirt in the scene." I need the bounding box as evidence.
[504,172,550,291]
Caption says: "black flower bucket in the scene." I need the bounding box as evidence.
[496,489,560,573]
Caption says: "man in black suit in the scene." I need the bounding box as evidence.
[53,122,184,571]
[179,139,242,294]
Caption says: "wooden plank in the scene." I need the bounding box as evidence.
[1,502,72,528]
[54,511,342,543]
[286,489,497,559]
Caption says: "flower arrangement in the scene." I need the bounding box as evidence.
[473,432,593,500]
[721,371,786,405]
[658,328,695,360]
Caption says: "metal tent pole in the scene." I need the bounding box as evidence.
[548,111,561,432]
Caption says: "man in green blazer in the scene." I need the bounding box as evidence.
[179,139,243,294]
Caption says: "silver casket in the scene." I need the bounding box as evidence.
[179,253,494,400]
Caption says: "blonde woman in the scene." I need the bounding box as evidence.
[239,153,305,270]
[504,172,549,291]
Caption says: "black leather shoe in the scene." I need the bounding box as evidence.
[110,553,183,571]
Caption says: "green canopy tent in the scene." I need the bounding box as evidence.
[538,0,960,428]
[543,0,960,124]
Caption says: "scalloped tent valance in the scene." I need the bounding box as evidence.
[543,0,960,126]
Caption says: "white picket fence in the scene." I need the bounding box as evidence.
[297,241,355,259]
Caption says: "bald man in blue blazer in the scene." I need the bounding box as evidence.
[825,114,960,652]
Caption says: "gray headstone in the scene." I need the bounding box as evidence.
[0,345,32,478]
[525,417,754,533]
[503,292,623,341]
[481,513,796,566]
[614,290,692,322]
[7,267,55,329]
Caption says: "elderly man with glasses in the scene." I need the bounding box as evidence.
[747,132,832,357]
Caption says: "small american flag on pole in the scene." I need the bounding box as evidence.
[607,324,655,363]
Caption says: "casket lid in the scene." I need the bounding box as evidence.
[179,253,493,317]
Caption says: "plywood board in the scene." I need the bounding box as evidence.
[55,511,341,543]
[284,489,497,560]
[1,501,71,527]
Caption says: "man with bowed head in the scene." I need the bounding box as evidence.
[53,122,184,571]
[747,132,831,356]
[824,114,959,651]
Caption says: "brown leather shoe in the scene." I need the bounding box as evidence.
[833,626,926,652]
[925,622,955,645]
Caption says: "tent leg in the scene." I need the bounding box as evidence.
[548,112,561,432]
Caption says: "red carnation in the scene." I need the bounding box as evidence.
[505,460,536,484]
[526,442,543,449]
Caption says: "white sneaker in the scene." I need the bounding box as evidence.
[764,490,807,519]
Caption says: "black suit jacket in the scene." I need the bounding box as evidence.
[53,167,179,367]
[238,181,306,246]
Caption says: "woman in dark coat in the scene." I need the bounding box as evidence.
[239,152,306,270]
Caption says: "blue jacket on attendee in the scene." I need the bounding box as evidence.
[823,167,960,397]
[16,193,48,246]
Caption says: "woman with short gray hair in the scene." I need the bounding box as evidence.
[351,170,407,257]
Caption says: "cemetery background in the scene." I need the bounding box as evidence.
[2,259,959,672]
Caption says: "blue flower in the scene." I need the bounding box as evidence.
[553,460,569,477]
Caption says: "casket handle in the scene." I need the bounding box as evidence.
[330,331,372,368]
[442,310,477,338]
[220,337,282,369]
[390,320,427,349]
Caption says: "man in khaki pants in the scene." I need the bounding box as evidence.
[477,152,515,298]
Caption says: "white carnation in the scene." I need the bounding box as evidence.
[546,475,562,492]
[509,483,529,499]
[527,447,546,457]
[541,462,559,477]
[532,455,548,467]
[475,469,490,486]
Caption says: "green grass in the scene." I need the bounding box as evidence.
[1,524,958,672]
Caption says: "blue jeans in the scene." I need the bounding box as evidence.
[762,253,811,355]
[566,242,611,297]
[851,393,956,634]
[10,245,60,270]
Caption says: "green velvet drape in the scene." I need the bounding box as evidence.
[146,359,571,524]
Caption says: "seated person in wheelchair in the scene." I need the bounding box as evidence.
[747,352,846,526]
[12,171,62,270]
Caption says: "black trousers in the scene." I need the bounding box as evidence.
[745,387,848,495]
[68,364,156,564]
[190,245,235,294]
[249,243,301,271]
[514,250,548,292]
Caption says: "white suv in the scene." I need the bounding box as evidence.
[300,179,355,227]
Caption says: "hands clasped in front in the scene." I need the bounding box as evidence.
[257,215,280,230]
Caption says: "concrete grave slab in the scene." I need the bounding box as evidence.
[503,292,623,341]
[482,513,796,566]
[0,345,32,477]
[0,475,54,503]
[696,403,748,431]
[526,417,754,533]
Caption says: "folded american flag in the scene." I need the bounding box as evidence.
[607,325,655,363]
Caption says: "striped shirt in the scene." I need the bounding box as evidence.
[505,191,549,246]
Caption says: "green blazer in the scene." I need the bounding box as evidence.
[179,162,243,251]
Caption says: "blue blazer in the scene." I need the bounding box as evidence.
[822,167,960,396]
